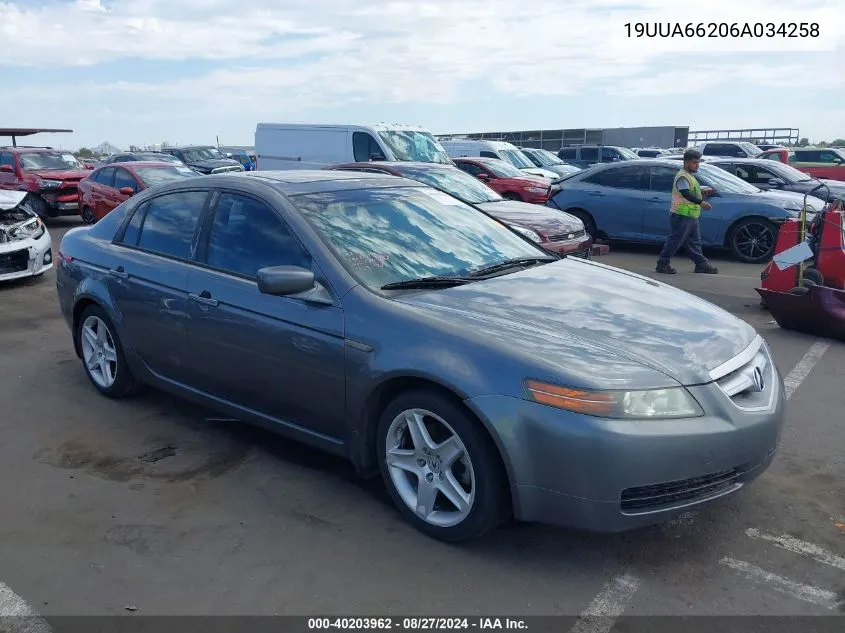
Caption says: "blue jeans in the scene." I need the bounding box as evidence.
[657,213,709,267]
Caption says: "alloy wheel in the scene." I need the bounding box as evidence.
[80,315,118,389]
[385,408,476,528]
[81,208,95,224]
[733,221,775,262]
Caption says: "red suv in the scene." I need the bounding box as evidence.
[0,147,91,218]
[452,157,551,204]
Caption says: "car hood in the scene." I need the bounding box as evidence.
[187,159,242,170]
[521,167,558,180]
[25,168,90,180]
[396,259,756,388]
[476,200,583,235]
[751,188,809,205]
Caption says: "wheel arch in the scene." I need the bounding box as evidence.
[723,214,780,248]
[352,375,515,504]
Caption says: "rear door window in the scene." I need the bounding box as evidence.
[579,147,598,162]
[585,165,647,189]
[559,148,576,159]
[135,191,208,260]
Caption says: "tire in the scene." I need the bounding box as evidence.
[376,389,509,542]
[802,268,824,287]
[567,209,597,239]
[503,192,522,201]
[22,194,50,219]
[81,206,96,225]
[787,286,810,296]
[728,217,778,264]
[75,305,140,398]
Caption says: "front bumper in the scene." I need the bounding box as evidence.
[465,363,785,532]
[542,236,593,258]
[0,236,53,281]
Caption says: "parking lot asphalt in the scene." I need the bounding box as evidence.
[1,219,843,623]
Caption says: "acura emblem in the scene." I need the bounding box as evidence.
[751,366,765,392]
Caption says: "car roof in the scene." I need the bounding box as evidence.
[246,170,428,195]
[7,147,67,153]
[331,161,456,172]
[103,161,184,169]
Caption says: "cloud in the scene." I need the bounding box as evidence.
[1,0,843,146]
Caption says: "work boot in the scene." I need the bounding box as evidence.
[694,263,719,274]
[655,264,677,274]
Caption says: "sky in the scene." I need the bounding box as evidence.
[1,0,844,151]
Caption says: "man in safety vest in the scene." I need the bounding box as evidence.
[655,149,719,275]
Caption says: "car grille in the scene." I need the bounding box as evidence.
[211,165,243,174]
[0,248,29,274]
[570,247,590,259]
[710,336,776,412]
[547,229,586,242]
[620,468,743,514]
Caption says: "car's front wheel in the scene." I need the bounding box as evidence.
[729,217,778,263]
[81,206,96,224]
[76,305,140,398]
[377,390,509,542]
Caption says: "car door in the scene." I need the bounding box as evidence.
[184,191,346,438]
[642,164,718,241]
[112,167,141,209]
[89,167,116,215]
[579,164,649,239]
[108,189,210,383]
[795,150,845,180]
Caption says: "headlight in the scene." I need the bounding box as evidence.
[525,187,548,194]
[9,218,45,241]
[38,179,62,189]
[511,226,542,243]
[525,380,704,419]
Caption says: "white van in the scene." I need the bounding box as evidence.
[438,139,559,181]
[254,123,452,170]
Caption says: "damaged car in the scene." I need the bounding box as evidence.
[0,147,91,218]
[0,191,53,282]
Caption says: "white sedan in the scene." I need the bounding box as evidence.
[1,191,53,282]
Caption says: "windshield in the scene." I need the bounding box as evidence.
[19,152,82,170]
[179,147,224,162]
[394,166,502,204]
[135,165,199,187]
[763,161,813,182]
[617,147,640,160]
[479,159,529,179]
[499,149,533,169]
[377,131,451,164]
[294,186,544,290]
[536,149,565,165]
[697,163,761,194]
[740,143,762,156]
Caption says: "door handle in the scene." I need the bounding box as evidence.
[649,197,664,202]
[588,191,604,196]
[189,291,218,307]
[109,266,128,279]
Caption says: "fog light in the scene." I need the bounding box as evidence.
[43,250,52,264]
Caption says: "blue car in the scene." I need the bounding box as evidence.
[548,159,814,263]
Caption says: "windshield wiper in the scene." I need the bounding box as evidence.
[469,256,557,277]
[381,276,474,290]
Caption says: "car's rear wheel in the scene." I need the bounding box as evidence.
[81,206,96,225]
[76,305,140,398]
[802,267,824,286]
[729,217,777,263]
[377,390,509,542]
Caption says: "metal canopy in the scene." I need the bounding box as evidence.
[0,128,73,147]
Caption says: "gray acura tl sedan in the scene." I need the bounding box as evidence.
[56,170,786,542]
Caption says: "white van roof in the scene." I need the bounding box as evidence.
[439,138,516,149]
[256,122,432,133]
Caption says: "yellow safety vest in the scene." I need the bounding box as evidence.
[670,170,702,219]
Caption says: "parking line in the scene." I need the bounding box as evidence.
[719,557,840,610]
[568,573,640,633]
[783,341,831,400]
[0,581,52,632]
[745,528,845,571]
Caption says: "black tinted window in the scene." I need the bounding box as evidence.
[480,151,499,158]
[96,167,116,187]
[649,166,679,192]
[559,148,576,159]
[120,203,146,246]
[0,152,14,167]
[205,193,310,278]
[353,132,383,162]
[456,162,485,177]
[136,191,207,259]
[601,147,620,162]
[585,166,646,189]
[579,147,598,161]
[114,168,138,191]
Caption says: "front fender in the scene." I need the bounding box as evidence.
[70,275,126,356]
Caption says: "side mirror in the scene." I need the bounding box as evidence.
[476,173,490,180]
[369,152,386,162]
[767,178,786,187]
[257,265,316,296]
[0,165,14,173]
[119,187,136,196]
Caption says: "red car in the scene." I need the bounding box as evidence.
[78,161,197,223]
[759,147,845,181]
[0,147,91,218]
[451,157,551,204]
[327,161,593,257]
